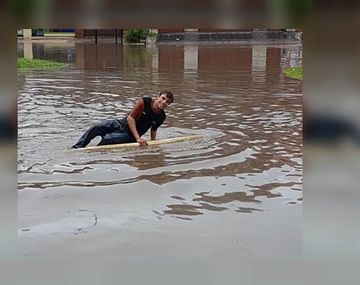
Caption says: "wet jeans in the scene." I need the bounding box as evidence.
[72,118,135,148]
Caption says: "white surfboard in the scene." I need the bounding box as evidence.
[73,135,202,151]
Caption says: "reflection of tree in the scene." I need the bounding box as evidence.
[123,46,151,68]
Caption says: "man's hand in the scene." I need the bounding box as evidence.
[136,137,148,146]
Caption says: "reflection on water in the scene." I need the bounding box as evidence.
[18,41,302,220]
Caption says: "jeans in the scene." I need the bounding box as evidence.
[72,118,135,148]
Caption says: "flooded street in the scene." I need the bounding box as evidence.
[17,41,302,256]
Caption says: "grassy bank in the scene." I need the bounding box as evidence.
[283,67,303,80]
[43,32,75,37]
[18,58,68,70]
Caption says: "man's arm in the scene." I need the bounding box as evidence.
[127,115,148,145]
[127,99,148,146]
[151,129,157,140]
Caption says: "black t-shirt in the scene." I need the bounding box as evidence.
[118,97,166,138]
[135,97,166,136]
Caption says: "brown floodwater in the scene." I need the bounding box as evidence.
[17,41,302,254]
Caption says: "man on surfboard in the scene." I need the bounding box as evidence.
[72,90,174,148]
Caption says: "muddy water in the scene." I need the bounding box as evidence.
[17,42,302,255]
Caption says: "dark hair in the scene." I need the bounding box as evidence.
[159,90,174,104]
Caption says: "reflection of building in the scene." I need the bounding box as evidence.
[73,29,302,43]
[198,46,252,71]
[72,39,296,97]
[18,41,76,61]
[75,43,124,69]
[73,40,290,75]
[156,29,301,42]
[18,29,302,44]
[20,37,299,78]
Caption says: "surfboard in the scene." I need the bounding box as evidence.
[73,135,202,151]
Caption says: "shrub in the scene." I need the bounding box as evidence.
[125,29,153,43]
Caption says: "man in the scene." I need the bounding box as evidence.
[72,90,174,148]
